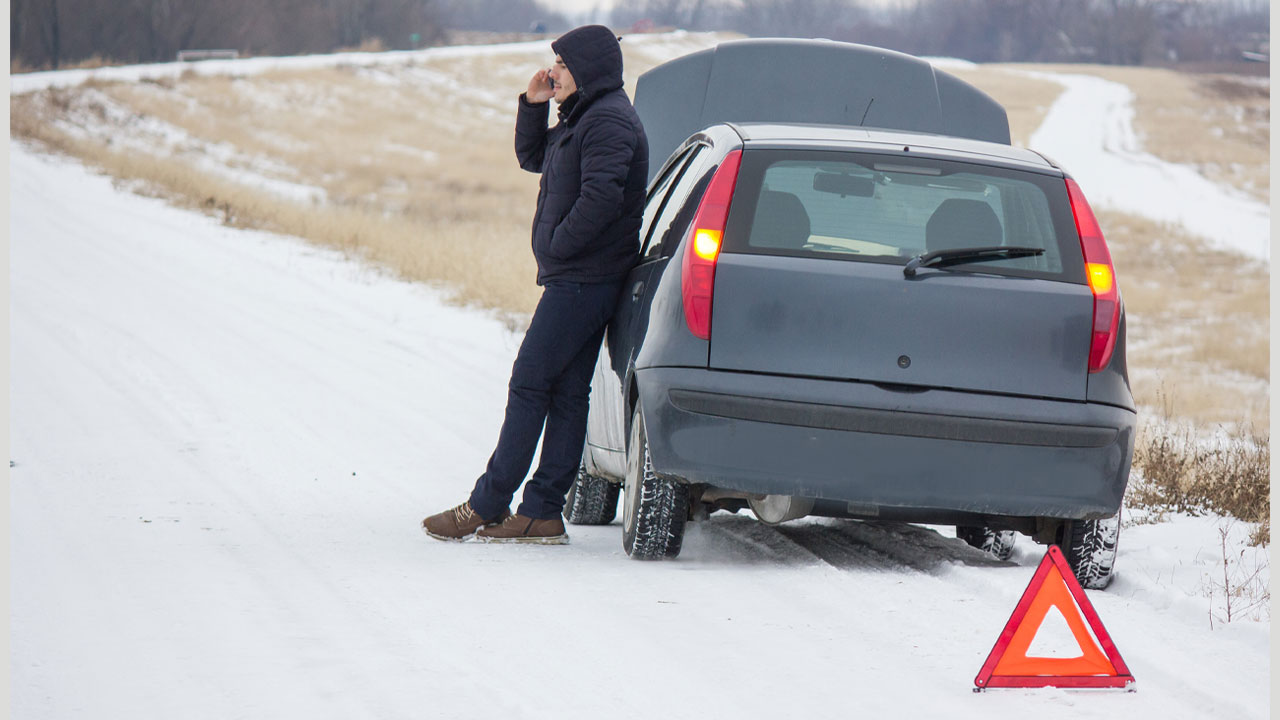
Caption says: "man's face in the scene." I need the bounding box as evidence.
[549,55,577,103]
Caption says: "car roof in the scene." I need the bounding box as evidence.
[728,122,1060,174]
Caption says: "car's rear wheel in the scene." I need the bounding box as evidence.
[563,467,620,525]
[1060,510,1121,590]
[956,525,1017,561]
[622,405,688,560]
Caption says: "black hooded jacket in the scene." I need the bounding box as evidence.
[515,25,649,285]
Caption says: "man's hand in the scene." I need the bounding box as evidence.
[526,68,554,104]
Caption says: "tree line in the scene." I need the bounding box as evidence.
[10,0,568,70]
[612,0,1269,65]
[11,0,1268,70]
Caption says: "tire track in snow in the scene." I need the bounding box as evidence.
[690,514,1010,573]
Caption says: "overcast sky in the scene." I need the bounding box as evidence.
[540,0,614,16]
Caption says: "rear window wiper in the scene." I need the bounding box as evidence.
[903,246,1044,277]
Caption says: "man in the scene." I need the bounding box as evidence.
[422,25,648,544]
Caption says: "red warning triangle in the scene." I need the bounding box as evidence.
[974,544,1135,690]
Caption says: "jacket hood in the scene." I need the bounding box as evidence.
[551,25,624,110]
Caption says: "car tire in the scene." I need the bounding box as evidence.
[622,405,688,560]
[1060,510,1121,590]
[563,467,620,525]
[956,525,1017,561]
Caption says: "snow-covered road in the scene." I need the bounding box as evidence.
[10,141,1270,718]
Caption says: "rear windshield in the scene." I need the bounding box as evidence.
[724,149,1084,282]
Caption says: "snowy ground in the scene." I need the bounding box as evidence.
[10,40,1272,719]
[10,145,1270,717]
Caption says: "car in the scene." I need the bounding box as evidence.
[563,39,1135,589]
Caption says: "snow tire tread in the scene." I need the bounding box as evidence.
[563,468,620,525]
[1062,511,1121,590]
[957,525,1017,561]
[623,409,688,560]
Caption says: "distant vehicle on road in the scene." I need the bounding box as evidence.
[565,39,1134,589]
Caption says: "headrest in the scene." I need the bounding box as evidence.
[924,199,1003,254]
[751,190,811,250]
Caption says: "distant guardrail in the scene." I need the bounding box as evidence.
[176,50,240,62]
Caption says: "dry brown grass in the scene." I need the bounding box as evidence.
[1095,67,1267,203]
[12,54,121,74]
[1097,208,1269,430]
[1004,64,1270,203]
[11,77,544,324]
[9,37,736,322]
[11,58,41,74]
[335,38,388,54]
[1130,398,1269,545]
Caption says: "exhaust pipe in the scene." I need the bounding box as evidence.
[748,495,815,525]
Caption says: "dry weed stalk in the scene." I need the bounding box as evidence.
[1206,522,1270,628]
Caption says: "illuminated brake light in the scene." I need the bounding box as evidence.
[693,229,722,261]
[1065,178,1120,373]
[1086,263,1114,295]
[681,150,742,340]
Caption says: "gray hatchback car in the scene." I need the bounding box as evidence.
[563,39,1135,589]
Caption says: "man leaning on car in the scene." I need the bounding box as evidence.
[422,25,648,544]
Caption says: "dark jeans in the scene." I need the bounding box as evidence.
[468,280,623,520]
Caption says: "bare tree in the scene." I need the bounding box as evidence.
[734,0,860,38]
[10,0,1267,69]
[616,0,712,28]
[436,0,569,33]
[12,0,27,64]
[37,0,62,68]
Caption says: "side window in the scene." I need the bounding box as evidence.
[638,147,694,252]
[641,145,708,259]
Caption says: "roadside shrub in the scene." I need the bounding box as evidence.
[1130,407,1270,546]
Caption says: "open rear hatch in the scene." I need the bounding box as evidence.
[634,38,1010,180]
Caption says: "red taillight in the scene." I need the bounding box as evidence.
[1066,178,1120,373]
[681,150,742,340]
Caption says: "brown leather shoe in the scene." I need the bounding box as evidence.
[422,502,510,541]
[475,513,569,545]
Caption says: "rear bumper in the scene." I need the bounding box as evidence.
[636,367,1135,521]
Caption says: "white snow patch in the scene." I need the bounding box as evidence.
[1023,70,1270,262]
[383,142,440,163]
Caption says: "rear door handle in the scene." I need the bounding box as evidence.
[631,281,645,299]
